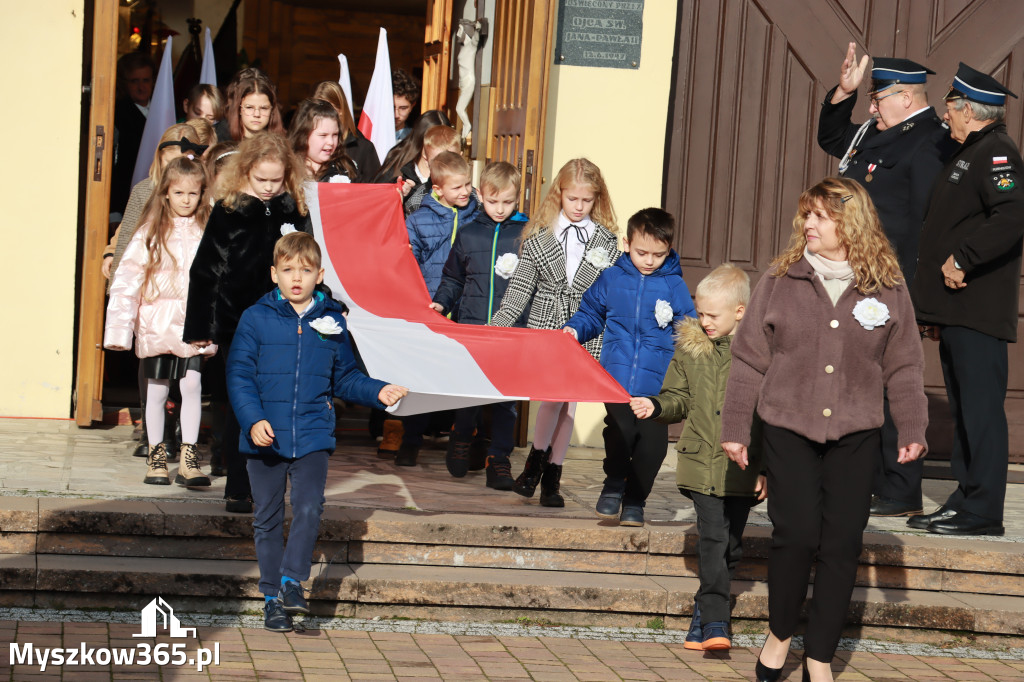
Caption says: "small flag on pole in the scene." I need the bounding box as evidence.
[337,54,355,122]
[200,28,217,86]
[358,28,397,163]
[131,38,177,187]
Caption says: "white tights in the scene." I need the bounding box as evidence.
[146,369,202,447]
[532,401,576,465]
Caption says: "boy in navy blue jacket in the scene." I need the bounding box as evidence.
[431,161,529,489]
[565,208,695,527]
[228,232,407,633]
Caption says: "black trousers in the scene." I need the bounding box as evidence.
[939,325,1009,523]
[601,403,669,507]
[872,391,923,506]
[763,423,877,663]
[690,491,753,623]
[220,337,251,501]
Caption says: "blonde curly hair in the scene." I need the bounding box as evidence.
[523,158,618,242]
[772,177,902,294]
[217,132,307,216]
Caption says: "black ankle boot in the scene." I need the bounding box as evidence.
[513,446,549,498]
[539,462,564,507]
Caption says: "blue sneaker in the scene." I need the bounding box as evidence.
[701,620,731,650]
[619,505,644,527]
[263,598,293,632]
[595,492,623,519]
[684,603,702,650]
[279,580,309,615]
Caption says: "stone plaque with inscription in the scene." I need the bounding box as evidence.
[555,0,644,69]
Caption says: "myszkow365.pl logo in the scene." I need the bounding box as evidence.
[9,597,220,672]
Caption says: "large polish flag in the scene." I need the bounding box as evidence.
[307,182,630,415]
[357,28,397,164]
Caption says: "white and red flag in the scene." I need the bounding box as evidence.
[307,183,630,415]
[357,28,397,164]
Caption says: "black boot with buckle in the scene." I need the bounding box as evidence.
[539,461,565,507]
[513,445,549,498]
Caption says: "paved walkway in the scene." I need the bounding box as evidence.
[4,615,1024,681]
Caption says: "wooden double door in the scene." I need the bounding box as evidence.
[664,0,1024,459]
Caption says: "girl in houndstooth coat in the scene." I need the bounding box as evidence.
[489,158,622,507]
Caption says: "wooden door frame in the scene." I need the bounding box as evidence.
[73,0,119,426]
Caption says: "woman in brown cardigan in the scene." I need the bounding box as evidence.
[721,178,927,682]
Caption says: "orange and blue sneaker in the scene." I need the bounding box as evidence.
[701,621,731,650]
[683,603,702,650]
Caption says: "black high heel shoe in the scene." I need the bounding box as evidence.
[754,656,783,682]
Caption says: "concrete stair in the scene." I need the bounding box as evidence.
[1,496,1022,634]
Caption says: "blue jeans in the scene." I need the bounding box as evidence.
[247,450,329,596]
[452,402,518,456]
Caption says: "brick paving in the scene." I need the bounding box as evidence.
[3,619,1024,681]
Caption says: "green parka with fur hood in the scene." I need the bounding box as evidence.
[651,317,763,498]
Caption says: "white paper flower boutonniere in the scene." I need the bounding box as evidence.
[585,246,612,270]
[280,223,297,236]
[852,298,890,330]
[494,252,519,279]
[309,316,343,339]
[328,174,351,183]
[654,300,673,329]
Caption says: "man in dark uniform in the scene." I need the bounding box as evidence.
[910,63,1024,536]
[818,44,956,517]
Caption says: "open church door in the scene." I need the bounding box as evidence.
[485,0,557,217]
[74,0,120,425]
[422,0,454,111]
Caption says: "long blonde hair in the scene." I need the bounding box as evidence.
[147,123,200,186]
[138,157,211,301]
[772,177,902,293]
[524,158,618,241]
[218,132,308,215]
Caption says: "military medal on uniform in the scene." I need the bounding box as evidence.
[865,163,876,182]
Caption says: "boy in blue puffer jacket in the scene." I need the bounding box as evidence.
[396,150,479,467]
[565,208,695,527]
[406,150,479,297]
[227,232,408,633]
[431,161,529,489]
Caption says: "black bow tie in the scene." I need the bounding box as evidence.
[559,223,589,251]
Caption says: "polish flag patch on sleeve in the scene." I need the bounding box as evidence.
[993,156,1009,164]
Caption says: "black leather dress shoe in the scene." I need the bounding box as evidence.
[927,510,1004,536]
[906,505,955,529]
[870,496,923,517]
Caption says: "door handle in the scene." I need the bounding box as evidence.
[93,125,105,181]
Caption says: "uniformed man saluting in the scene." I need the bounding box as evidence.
[818,43,956,519]
[910,63,1024,537]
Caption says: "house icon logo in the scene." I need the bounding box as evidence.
[132,597,197,638]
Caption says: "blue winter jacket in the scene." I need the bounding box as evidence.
[433,211,530,325]
[406,190,479,296]
[227,290,387,458]
[566,250,696,396]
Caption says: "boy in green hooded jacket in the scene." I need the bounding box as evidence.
[632,263,765,652]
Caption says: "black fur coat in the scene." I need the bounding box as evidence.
[184,192,309,344]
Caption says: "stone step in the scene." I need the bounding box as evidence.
[4,554,1023,635]
[3,499,1022,600]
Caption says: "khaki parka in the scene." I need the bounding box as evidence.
[654,318,763,498]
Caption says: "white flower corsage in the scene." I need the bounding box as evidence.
[494,252,519,279]
[852,298,890,330]
[328,174,351,183]
[585,246,612,270]
[654,300,673,329]
[280,223,297,236]
[309,316,343,339]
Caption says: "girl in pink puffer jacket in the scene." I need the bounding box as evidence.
[105,157,216,487]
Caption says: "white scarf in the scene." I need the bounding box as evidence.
[804,247,853,305]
